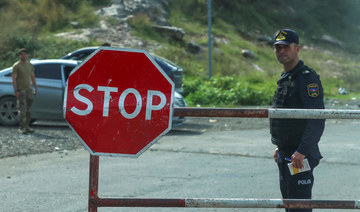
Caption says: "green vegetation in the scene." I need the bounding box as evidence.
[183,77,275,107]
[1,0,359,106]
[154,0,360,106]
[0,0,108,68]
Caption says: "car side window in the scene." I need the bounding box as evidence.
[34,64,62,80]
[63,65,76,82]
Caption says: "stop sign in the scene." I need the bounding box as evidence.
[64,47,174,157]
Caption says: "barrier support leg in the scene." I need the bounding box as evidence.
[89,155,99,212]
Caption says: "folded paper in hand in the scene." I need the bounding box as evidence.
[288,158,311,175]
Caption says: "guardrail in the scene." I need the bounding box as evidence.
[89,107,360,211]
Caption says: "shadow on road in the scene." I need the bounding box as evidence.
[167,129,203,136]
[168,121,213,136]
[31,120,69,128]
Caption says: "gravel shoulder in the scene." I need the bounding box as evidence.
[0,117,269,159]
[0,121,82,158]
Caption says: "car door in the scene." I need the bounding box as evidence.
[31,63,64,120]
[61,63,77,108]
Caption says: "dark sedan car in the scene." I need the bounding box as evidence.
[61,47,184,94]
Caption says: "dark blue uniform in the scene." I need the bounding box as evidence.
[270,60,325,212]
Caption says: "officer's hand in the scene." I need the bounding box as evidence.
[291,151,305,169]
[273,148,278,163]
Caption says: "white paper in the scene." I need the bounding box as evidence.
[287,158,311,175]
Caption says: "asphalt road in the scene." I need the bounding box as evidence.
[1,118,360,212]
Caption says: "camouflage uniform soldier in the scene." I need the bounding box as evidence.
[12,48,37,134]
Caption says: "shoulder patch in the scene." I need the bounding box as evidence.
[302,70,310,74]
[307,83,320,97]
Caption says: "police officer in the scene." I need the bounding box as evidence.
[270,29,325,212]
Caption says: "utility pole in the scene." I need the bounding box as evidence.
[208,0,212,78]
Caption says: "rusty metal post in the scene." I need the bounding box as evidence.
[88,155,99,212]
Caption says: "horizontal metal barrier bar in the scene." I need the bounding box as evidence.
[96,198,185,207]
[173,107,268,118]
[173,107,360,119]
[91,198,360,209]
[187,199,360,209]
[270,108,360,119]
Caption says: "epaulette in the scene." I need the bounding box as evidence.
[302,69,311,74]
[302,68,316,75]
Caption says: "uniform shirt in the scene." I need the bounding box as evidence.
[12,61,34,90]
[271,60,325,160]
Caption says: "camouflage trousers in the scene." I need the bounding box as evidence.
[17,90,33,130]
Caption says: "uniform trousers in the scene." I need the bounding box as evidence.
[17,89,33,130]
[277,147,319,212]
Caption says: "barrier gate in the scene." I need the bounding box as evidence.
[89,107,360,211]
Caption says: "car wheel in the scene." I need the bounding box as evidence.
[0,96,19,126]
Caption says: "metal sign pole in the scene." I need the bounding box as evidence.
[88,155,99,212]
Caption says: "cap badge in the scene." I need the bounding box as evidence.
[276,30,287,41]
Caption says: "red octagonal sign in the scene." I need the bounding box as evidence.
[64,47,174,157]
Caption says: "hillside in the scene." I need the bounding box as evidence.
[1,0,360,105]
[209,0,360,53]
[163,0,360,98]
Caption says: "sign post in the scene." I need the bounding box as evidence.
[64,47,174,211]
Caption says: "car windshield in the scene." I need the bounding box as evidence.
[61,48,98,61]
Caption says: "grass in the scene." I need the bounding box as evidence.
[327,93,360,101]
[0,0,108,68]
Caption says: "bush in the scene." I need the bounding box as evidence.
[183,77,275,106]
